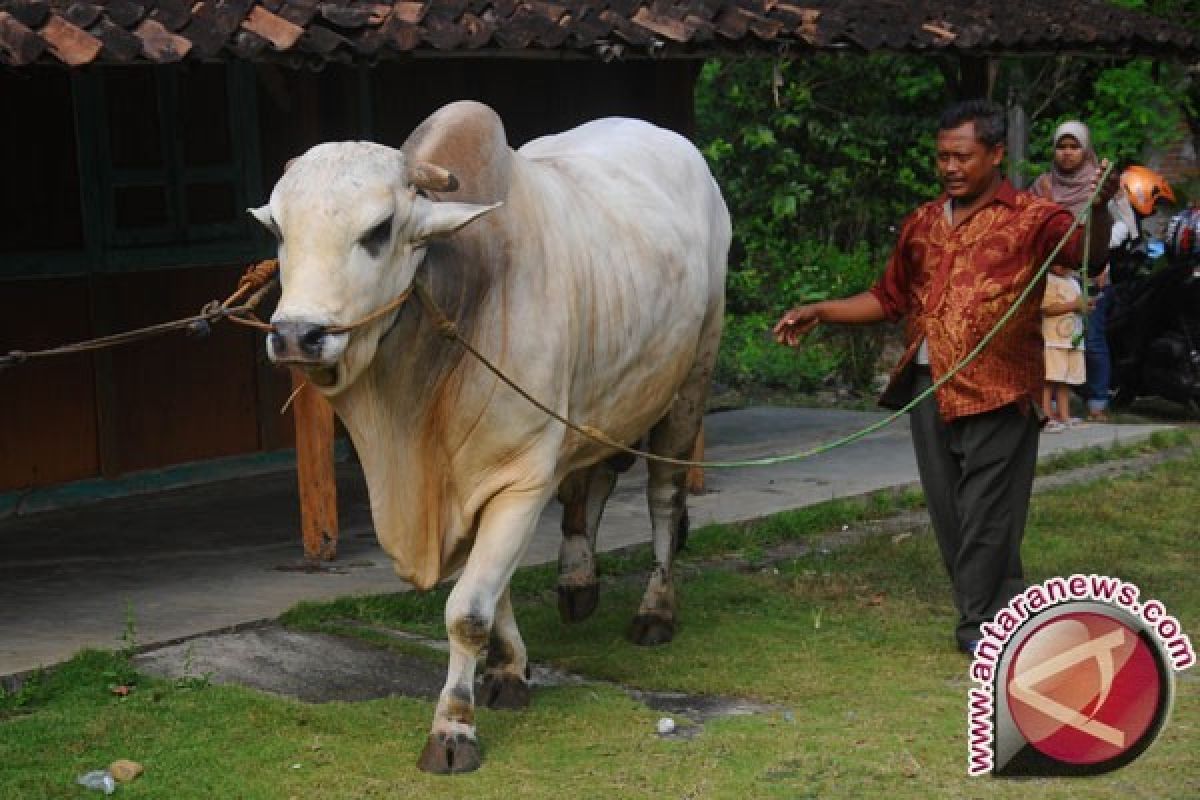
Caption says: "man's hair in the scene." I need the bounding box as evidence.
[938,99,1007,148]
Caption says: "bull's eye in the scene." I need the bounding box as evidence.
[360,215,393,258]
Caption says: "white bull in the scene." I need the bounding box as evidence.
[253,101,730,773]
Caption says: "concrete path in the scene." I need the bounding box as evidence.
[0,407,1173,676]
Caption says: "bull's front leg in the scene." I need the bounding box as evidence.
[417,488,549,775]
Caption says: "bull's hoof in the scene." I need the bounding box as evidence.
[416,732,482,774]
[557,583,600,622]
[480,672,531,710]
[628,614,675,646]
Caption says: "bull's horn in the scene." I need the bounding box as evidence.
[408,162,460,193]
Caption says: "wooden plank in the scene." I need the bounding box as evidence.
[290,370,339,562]
[40,14,103,65]
[104,266,261,474]
[0,278,100,491]
[87,276,123,479]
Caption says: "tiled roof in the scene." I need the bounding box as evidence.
[0,1,1195,68]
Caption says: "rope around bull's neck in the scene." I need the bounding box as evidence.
[417,164,1110,470]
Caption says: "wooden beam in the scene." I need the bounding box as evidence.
[291,370,338,562]
[87,275,123,479]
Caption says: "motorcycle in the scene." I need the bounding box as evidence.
[1105,207,1200,414]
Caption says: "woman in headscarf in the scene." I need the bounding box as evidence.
[1032,121,1100,215]
[1032,120,1112,422]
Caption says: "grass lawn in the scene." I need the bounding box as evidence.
[2,442,1197,799]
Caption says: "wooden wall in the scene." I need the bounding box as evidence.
[0,57,699,494]
[0,268,295,491]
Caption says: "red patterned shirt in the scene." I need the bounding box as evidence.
[870,180,1087,420]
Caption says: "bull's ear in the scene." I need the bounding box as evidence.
[248,205,281,239]
[413,201,501,242]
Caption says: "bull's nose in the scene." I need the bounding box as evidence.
[269,319,329,362]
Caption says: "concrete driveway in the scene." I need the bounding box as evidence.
[0,407,1173,676]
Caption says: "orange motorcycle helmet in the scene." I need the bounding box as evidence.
[1120,165,1176,216]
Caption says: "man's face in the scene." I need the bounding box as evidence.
[936,121,1004,202]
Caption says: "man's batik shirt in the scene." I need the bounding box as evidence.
[870,180,1088,421]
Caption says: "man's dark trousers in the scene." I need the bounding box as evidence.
[908,370,1040,650]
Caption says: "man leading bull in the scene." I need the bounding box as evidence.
[773,99,1119,655]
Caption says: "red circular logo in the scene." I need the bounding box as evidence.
[1006,612,1161,765]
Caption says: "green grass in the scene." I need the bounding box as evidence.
[3,448,1198,798]
[1035,427,1194,476]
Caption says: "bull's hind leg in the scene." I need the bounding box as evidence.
[480,587,531,709]
[629,342,717,646]
[556,462,618,622]
[417,488,548,775]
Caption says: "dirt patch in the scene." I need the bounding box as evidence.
[134,625,445,703]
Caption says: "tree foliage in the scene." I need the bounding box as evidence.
[1010,57,1193,178]
[697,21,1197,394]
[697,55,944,316]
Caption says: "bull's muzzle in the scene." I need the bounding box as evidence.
[268,319,334,366]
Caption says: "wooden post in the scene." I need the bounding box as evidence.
[686,424,705,495]
[1007,78,1030,190]
[291,369,338,562]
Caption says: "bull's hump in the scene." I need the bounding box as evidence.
[520,117,687,160]
[402,101,513,206]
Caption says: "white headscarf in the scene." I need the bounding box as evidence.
[1053,121,1092,153]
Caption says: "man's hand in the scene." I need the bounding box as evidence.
[773,305,820,348]
[1091,158,1120,207]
